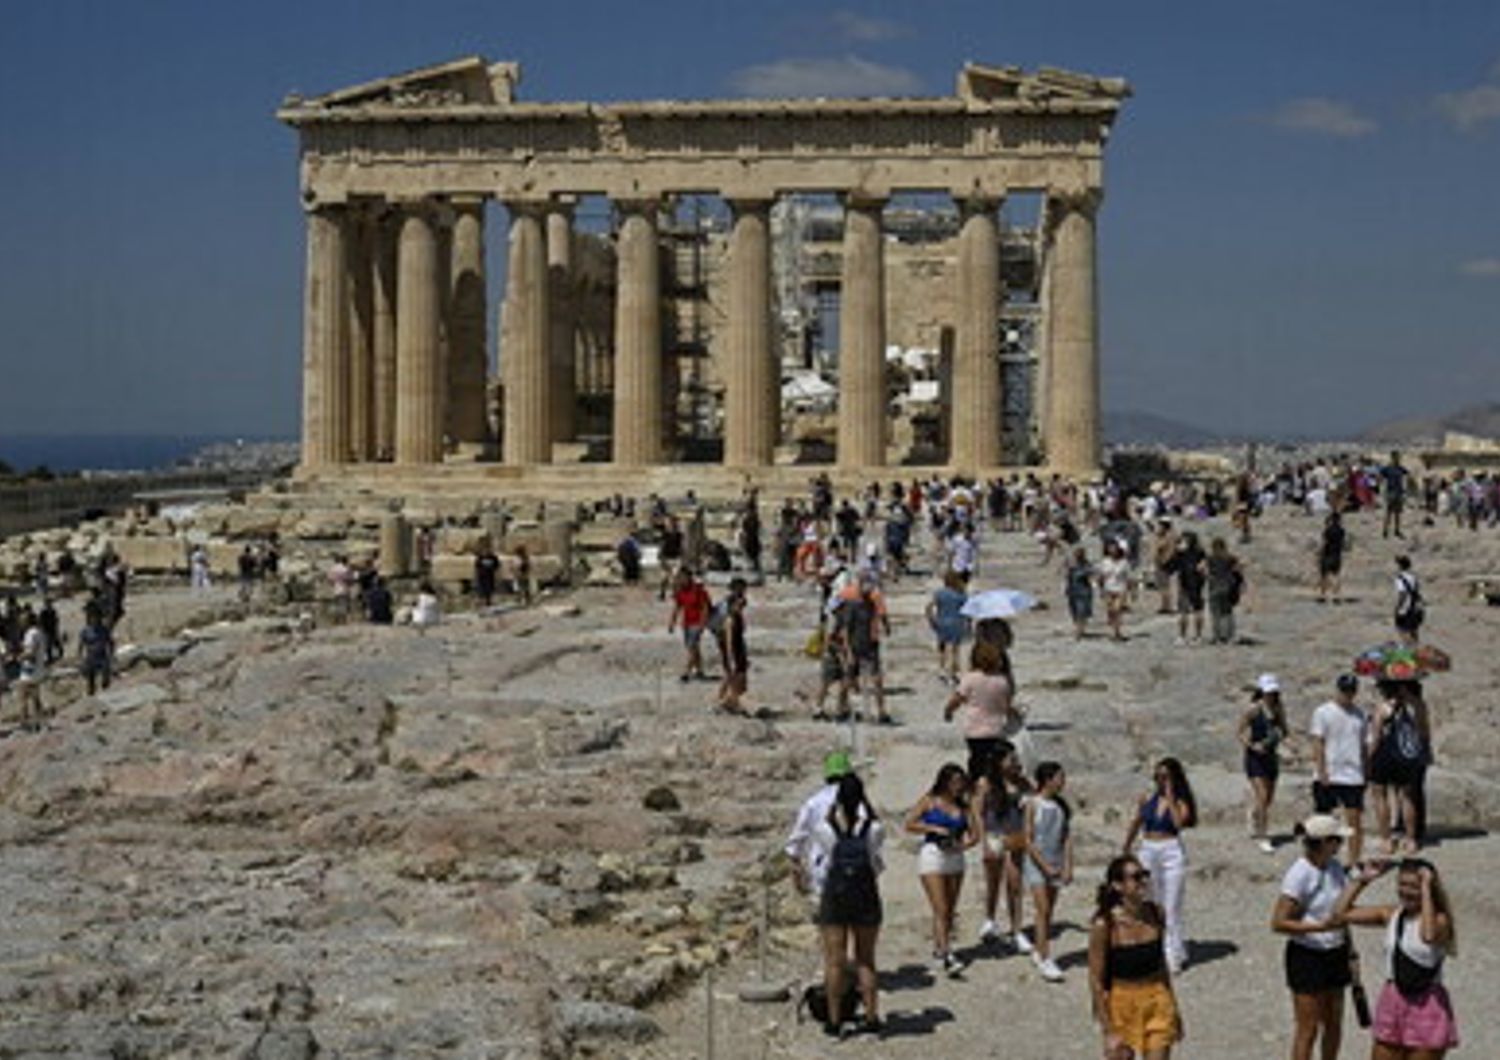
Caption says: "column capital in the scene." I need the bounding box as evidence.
[301,199,348,217]
[545,196,577,219]
[501,197,551,217]
[613,195,663,217]
[450,193,487,211]
[840,191,888,212]
[1046,186,1103,219]
[725,195,774,216]
[956,194,1005,218]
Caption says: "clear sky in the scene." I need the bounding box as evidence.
[1,0,1496,439]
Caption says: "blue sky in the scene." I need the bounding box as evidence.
[1,0,1496,439]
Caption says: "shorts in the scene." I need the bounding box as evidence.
[965,738,1002,781]
[1318,552,1342,576]
[682,625,705,649]
[1244,750,1280,781]
[1372,981,1459,1050]
[820,652,847,684]
[983,831,1024,859]
[1284,941,1351,995]
[1106,978,1180,1053]
[848,648,881,678]
[917,842,966,876]
[1313,782,1365,812]
[1394,610,1424,635]
[1177,586,1204,613]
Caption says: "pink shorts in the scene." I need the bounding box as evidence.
[1372,981,1459,1050]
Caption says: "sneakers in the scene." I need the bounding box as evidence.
[979,919,1000,945]
[943,952,968,978]
[1032,953,1065,982]
[1013,931,1035,955]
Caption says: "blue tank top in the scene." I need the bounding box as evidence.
[1138,793,1180,836]
[920,805,967,845]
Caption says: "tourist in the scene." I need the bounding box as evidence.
[948,524,978,584]
[237,545,258,604]
[1317,512,1346,604]
[513,543,534,606]
[1240,673,1288,854]
[903,762,979,976]
[1271,814,1355,1060]
[943,640,1022,781]
[616,526,643,585]
[657,515,684,598]
[190,545,212,592]
[1088,854,1184,1059]
[76,603,114,695]
[1310,673,1369,864]
[812,773,885,1038]
[1097,539,1132,642]
[15,613,47,729]
[1122,757,1197,974]
[1064,545,1095,639]
[328,555,354,622]
[411,581,442,627]
[834,573,892,724]
[1368,680,1431,856]
[473,543,500,607]
[37,598,61,664]
[666,567,711,683]
[1393,555,1423,645]
[1151,520,1179,614]
[364,577,394,625]
[716,576,749,715]
[1164,532,1206,645]
[1332,857,1459,1058]
[1381,451,1410,540]
[738,495,763,575]
[1205,537,1245,645]
[925,571,969,684]
[785,751,860,907]
[974,739,1033,952]
[1023,760,1073,981]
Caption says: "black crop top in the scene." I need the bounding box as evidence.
[1108,938,1165,982]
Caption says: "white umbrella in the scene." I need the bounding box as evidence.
[960,588,1037,620]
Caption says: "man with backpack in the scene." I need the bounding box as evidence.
[835,573,893,724]
[1393,555,1424,644]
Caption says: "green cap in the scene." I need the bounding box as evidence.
[823,751,852,779]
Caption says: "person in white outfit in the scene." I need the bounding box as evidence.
[189,545,212,591]
[1122,756,1197,974]
[785,751,861,908]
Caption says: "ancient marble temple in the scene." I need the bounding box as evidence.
[280,57,1129,484]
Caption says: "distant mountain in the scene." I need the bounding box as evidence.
[1357,402,1500,445]
[1104,410,1221,448]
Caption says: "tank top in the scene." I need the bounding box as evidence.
[1138,793,1180,836]
[1107,938,1166,982]
[920,804,967,846]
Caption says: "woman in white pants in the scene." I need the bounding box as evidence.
[1122,757,1197,973]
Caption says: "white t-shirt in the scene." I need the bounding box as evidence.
[1309,700,1367,785]
[1098,556,1131,595]
[1281,856,1349,950]
[785,783,879,896]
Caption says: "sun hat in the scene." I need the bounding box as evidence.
[1296,813,1353,840]
[823,751,852,780]
[1256,673,1281,694]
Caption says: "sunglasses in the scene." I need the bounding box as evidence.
[1122,870,1151,882]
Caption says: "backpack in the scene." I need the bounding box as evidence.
[822,822,876,904]
[837,598,876,656]
[1386,707,1426,767]
[798,977,859,1025]
[1396,574,1423,617]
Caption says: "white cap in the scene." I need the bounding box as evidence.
[1256,673,1280,694]
[1297,813,1353,840]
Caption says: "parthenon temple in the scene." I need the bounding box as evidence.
[280,57,1129,493]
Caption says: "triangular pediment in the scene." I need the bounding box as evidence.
[293,56,520,109]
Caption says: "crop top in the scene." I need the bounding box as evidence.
[920,805,968,846]
[1138,793,1180,836]
[1107,937,1166,982]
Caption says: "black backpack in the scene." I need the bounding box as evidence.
[799,978,860,1025]
[822,822,875,903]
[1386,707,1426,767]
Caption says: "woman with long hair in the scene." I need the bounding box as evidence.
[1368,680,1431,856]
[1089,854,1184,1059]
[943,640,1022,782]
[1122,758,1197,974]
[1097,540,1133,642]
[904,763,980,976]
[1332,857,1459,1058]
[813,774,885,1039]
[1271,814,1355,1060]
[973,739,1033,952]
[1023,760,1074,981]
[925,570,970,684]
[1240,675,1288,854]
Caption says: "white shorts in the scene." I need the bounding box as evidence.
[918,842,966,876]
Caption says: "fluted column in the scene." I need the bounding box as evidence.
[371,209,398,461]
[503,202,551,464]
[837,195,886,469]
[448,198,489,447]
[953,196,1003,470]
[300,204,349,467]
[1045,190,1102,475]
[346,207,375,460]
[394,204,444,464]
[725,198,775,467]
[612,200,663,465]
[546,202,577,444]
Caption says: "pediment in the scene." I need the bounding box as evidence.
[290,56,520,109]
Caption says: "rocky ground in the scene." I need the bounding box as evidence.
[1,502,1498,1058]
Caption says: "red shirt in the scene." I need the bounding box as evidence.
[675,583,711,628]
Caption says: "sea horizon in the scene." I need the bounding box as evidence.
[0,433,293,475]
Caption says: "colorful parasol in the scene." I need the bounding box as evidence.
[1352,642,1451,681]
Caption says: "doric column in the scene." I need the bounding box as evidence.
[300,204,349,467]
[837,195,887,469]
[546,202,577,444]
[371,208,398,460]
[612,200,663,465]
[953,196,1003,470]
[394,203,444,465]
[448,197,489,447]
[503,201,552,465]
[724,197,775,467]
[346,206,375,461]
[1045,189,1102,475]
